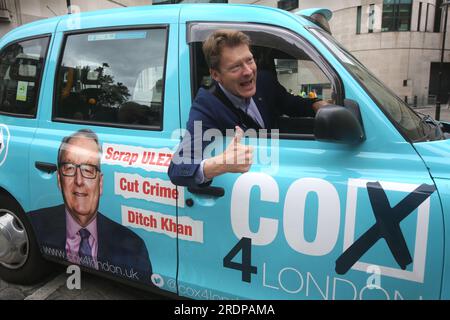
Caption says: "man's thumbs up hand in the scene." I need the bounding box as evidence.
[204,126,253,179]
[232,125,244,144]
[223,126,253,168]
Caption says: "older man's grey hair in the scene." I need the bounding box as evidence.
[57,129,102,168]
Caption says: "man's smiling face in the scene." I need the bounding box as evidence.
[211,44,257,99]
[58,136,103,227]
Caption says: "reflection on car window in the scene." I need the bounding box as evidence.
[55,29,167,129]
[0,37,49,116]
[274,57,333,102]
[310,28,427,142]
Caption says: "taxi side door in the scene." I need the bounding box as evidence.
[176,17,443,300]
[28,10,180,293]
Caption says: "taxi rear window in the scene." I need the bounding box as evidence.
[54,28,168,130]
[0,36,49,117]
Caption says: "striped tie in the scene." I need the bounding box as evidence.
[78,228,93,266]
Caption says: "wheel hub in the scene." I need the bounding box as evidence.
[0,210,29,269]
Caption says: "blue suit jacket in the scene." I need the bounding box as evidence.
[28,205,153,284]
[168,71,317,187]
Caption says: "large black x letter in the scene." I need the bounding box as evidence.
[335,182,436,275]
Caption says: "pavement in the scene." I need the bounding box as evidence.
[0,268,164,300]
[413,104,450,122]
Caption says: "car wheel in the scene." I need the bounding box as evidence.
[0,194,55,285]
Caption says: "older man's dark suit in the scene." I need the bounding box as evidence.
[168,71,317,187]
[28,205,153,284]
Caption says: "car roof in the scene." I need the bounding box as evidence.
[0,15,61,47]
[1,4,315,44]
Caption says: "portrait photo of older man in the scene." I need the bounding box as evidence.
[28,129,153,283]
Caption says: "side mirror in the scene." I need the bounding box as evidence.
[314,104,365,144]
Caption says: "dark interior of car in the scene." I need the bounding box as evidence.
[55,66,161,127]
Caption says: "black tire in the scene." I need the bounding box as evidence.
[0,194,55,285]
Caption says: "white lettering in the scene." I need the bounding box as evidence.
[360,285,390,300]
[231,173,278,245]
[366,265,381,289]
[278,267,304,294]
[66,265,81,290]
[284,178,340,255]
[333,277,357,300]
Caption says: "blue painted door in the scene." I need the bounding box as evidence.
[176,19,443,300]
[28,22,180,293]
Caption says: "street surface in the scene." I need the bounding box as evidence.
[0,268,165,300]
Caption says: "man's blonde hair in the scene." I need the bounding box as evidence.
[202,29,251,71]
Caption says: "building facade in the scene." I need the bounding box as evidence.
[0,1,149,37]
[235,0,449,106]
[312,0,450,107]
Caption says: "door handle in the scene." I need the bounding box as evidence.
[187,186,225,197]
[35,161,57,174]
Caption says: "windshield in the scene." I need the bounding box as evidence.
[309,28,433,142]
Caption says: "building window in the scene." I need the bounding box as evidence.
[0,0,10,22]
[434,0,443,32]
[369,4,375,33]
[356,6,362,34]
[382,0,413,32]
[277,0,299,11]
[417,2,422,31]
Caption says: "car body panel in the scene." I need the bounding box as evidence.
[176,6,444,300]
[0,4,447,300]
[414,139,450,180]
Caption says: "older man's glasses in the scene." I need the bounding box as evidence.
[59,162,100,179]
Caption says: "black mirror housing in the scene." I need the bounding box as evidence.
[314,105,365,144]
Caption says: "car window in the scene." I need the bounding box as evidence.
[54,28,167,129]
[189,23,337,136]
[310,28,428,142]
[0,37,50,117]
[275,57,333,101]
[132,68,163,107]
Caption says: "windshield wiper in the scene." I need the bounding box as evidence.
[415,111,444,141]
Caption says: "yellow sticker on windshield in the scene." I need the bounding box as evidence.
[16,81,28,102]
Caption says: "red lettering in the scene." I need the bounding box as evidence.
[142,151,151,164]
[183,225,192,236]
[142,181,150,195]
[156,153,165,166]
[164,153,173,167]
[148,152,157,165]
[120,178,127,191]
[105,147,114,160]
[160,218,190,236]
[140,180,176,199]
[128,210,135,223]
[161,217,171,231]
[130,153,138,165]
[112,151,120,160]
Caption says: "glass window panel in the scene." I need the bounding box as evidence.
[54,28,167,129]
[0,37,49,116]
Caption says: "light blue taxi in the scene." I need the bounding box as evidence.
[0,4,449,300]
